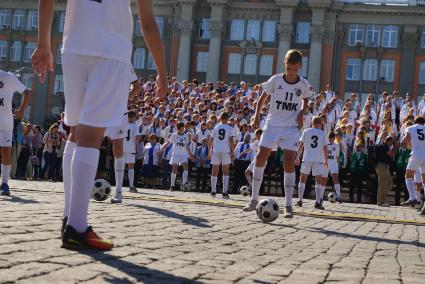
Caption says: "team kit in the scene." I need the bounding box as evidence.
[1,0,425,251]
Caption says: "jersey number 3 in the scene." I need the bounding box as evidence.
[311,135,318,148]
[218,129,226,140]
[417,129,425,141]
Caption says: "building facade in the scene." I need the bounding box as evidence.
[1,0,425,125]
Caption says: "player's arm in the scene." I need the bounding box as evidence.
[136,0,168,99]
[229,135,235,159]
[297,98,309,129]
[185,144,195,161]
[253,91,269,129]
[323,145,328,168]
[295,141,304,166]
[208,136,214,160]
[32,0,54,83]
[401,132,411,148]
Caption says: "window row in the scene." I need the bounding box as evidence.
[132,48,157,70]
[0,40,63,64]
[348,24,398,48]
[0,9,38,31]
[346,58,395,82]
[229,19,277,42]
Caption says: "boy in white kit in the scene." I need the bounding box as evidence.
[296,116,328,210]
[243,129,263,189]
[243,50,311,218]
[123,111,142,193]
[33,0,167,250]
[209,112,235,199]
[321,132,342,203]
[0,70,31,196]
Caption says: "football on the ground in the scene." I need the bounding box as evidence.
[328,192,336,203]
[256,198,279,223]
[92,179,111,201]
[239,186,251,197]
[181,183,189,192]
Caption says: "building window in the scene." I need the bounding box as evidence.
[54,74,64,94]
[0,40,7,60]
[59,12,65,33]
[133,48,145,69]
[380,60,395,82]
[422,27,425,49]
[363,59,377,81]
[56,43,62,65]
[348,24,364,46]
[346,58,361,81]
[0,9,11,29]
[259,55,273,76]
[244,54,257,75]
[262,20,276,42]
[301,57,308,78]
[246,20,260,41]
[147,53,156,70]
[228,53,241,74]
[156,16,164,37]
[365,25,380,47]
[382,25,398,48]
[26,10,38,31]
[134,16,142,37]
[296,22,310,44]
[23,42,36,62]
[420,62,425,84]
[9,41,22,62]
[230,19,245,41]
[196,52,209,72]
[12,10,25,30]
[199,19,210,39]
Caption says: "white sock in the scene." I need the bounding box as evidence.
[183,170,188,184]
[211,176,217,193]
[334,184,341,197]
[413,189,419,201]
[315,183,322,203]
[251,166,265,201]
[1,164,11,184]
[298,182,305,202]
[62,141,76,218]
[114,157,125,193]
[246,173,252,187]
[128,169,135,187]
[284,171,296,207]
[68,146,99,233]
[223,176,229,194]
[406,178,416,201]
[171,173,176,186]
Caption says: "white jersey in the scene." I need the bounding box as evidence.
[212,123,234,153]
[62,0,133,64]
[0,71,26,131]
[123,122,140,153]
[261,74,311,128]
[300,128,327,163]
[326,143,340,165]
[169,133,190,156]
[407,124,425,155]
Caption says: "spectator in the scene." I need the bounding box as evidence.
[15,124,32,180]
[375,136,396,207]
[349,143,367,203]
[41,123,60,181]
[31,125,43,180]
[142,134,161,188]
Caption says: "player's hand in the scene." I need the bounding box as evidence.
[324,161,328,169]
[297,111,304,130]
[31,46,53,84]
[295,157,300,166]
[14,108,24,120]
[156,75,168,101]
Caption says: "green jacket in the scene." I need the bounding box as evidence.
[395,148,411,170]
[350,151,367,173]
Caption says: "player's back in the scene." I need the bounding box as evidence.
[123,122,139,153]
[408,124,425,155]
[213,123,233,153]
[301,128,326,162]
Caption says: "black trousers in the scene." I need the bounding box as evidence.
[134,159,143,187]
[395,169,408,205]
[232,159,250,193]
[32,148,43,179]
[161,160,171,188]
[196,167,209,192]
[349,171,365,203]
[16,147,31,179]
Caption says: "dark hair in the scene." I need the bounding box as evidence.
[220,111,230,120]
[328,132,336,139]
[177,122,185,129]
[128,110,137,117]
[414,115,425,125]
[285,49,303,65]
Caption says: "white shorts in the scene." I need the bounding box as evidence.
[300,161,324,176]
[170,155,188,166]
[0,130,12,147]
[259,126,300,151]
[124,152,136,164]
[211,152,231,166]
[62,54,132,128]
[407,155,425,172]
[323,162,339,177]
[105,116,127,140]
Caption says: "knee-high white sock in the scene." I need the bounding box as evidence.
[1,164,11,184]
[406,178,416,201]
[183,170,188,184]
[211,176,217,193]
[298,182,305,202]
[62,141,76,218]
[128,169,134,187]
[171,173,176,186]
[223,176,229,194]
[246,173,252,187]
[251,166,265,201]
[334,184,341,197]
[114,157,125,193]
[315,183,322,203]
[284,171,296,207]
[68,146,99,233]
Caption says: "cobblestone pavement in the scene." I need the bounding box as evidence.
[1,180,425,284]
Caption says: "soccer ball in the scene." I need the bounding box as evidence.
[328,192,336,203]
[181,183,189,192]
[417,199,424,208]
[92,179,111,202]
[256,198,280,223]
[239,186,251,197]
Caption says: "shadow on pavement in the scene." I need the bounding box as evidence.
[127,203,212,228]
[2,195,41,204]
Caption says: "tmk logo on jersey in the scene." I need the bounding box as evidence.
[0,81,4,88]
[275,100,298,111]
[0,98,4,107]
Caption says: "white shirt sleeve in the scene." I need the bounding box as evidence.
[9,73,27,94]
[261,75,276,95]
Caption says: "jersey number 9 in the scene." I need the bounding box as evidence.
[218,129,226,140]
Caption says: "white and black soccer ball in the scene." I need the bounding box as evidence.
[328,192,336,203]
[256,198,280,223]
[239,186,251,197]
[181,183,189,192]
[417,199,424,208]
[92,179,111,202]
